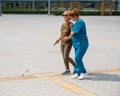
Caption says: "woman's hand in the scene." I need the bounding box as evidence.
[54,39,60,46]
[63,32,74,41]
[63,36,71,41]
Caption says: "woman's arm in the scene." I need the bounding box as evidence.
[54,24,63,46]
[54,37,61,46]
[63,31,75,41]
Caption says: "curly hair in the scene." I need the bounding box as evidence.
[69,8,79,17]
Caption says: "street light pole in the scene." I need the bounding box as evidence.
[48,0,50,16]
[0,0,2,16]
[32,0,35,10]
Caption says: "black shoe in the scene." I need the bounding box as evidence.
[62,70,70,75]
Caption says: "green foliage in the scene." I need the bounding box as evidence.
[51,10,120,16]
[1,9,120,16]
[2,3,7,9]
[13,3,17,10]
[51,11,64,15]
[2,9,48,14]
[51,11,101,16]
[8,3,12,10]
[112,11,120,15]
[95,2,101,10]
[114,1,119,11]
[80,11,101,16]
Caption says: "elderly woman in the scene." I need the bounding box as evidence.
[54,11,75,75]
[64,8,89,80]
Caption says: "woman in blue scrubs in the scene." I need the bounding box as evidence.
[64,8,89,80]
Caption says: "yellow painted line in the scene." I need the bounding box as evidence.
[35,73,96,96]
[21,75,36,79]
[34,72,62,80]
[89,68,120,74]
[0,68,119,96]
[0,78,8,81]
[52,79,96,96]
[0,75,36,82]
[0,68,119,82]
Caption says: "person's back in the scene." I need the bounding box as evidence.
[72,19,88,48]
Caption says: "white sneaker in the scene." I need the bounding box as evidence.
[78,73,87,80]
[71,74,79,79]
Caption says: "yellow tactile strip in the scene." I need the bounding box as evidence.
[34,73,96,96]
[52,79,96,96]
[0,68,120,96]
[0,75,36,81]
[0,68,119,82]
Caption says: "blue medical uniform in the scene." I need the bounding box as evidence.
[72,19,89,76]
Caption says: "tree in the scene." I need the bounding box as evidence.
[114,0,118,11]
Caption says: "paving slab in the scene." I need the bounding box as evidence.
[0,14,120,96]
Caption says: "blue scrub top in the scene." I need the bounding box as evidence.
[72,19,88,48]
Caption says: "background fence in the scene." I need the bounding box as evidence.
[0,0,119,15]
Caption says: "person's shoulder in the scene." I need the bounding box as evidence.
[62,23,66,26]
[78,19,84,23]
[61,23,65,27]
[76,19,85,25]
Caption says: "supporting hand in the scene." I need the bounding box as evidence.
[63,36,71,41]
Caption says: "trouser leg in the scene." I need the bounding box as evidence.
[61,45,69,70]
[74,46,88,75]
[61,45,75,70]
[64,46,75,67]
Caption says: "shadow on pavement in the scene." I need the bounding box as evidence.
[86,73,120,82]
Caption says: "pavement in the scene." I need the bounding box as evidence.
[0,14,120,96]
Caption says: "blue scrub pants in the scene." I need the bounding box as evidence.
[74,42,88,76]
